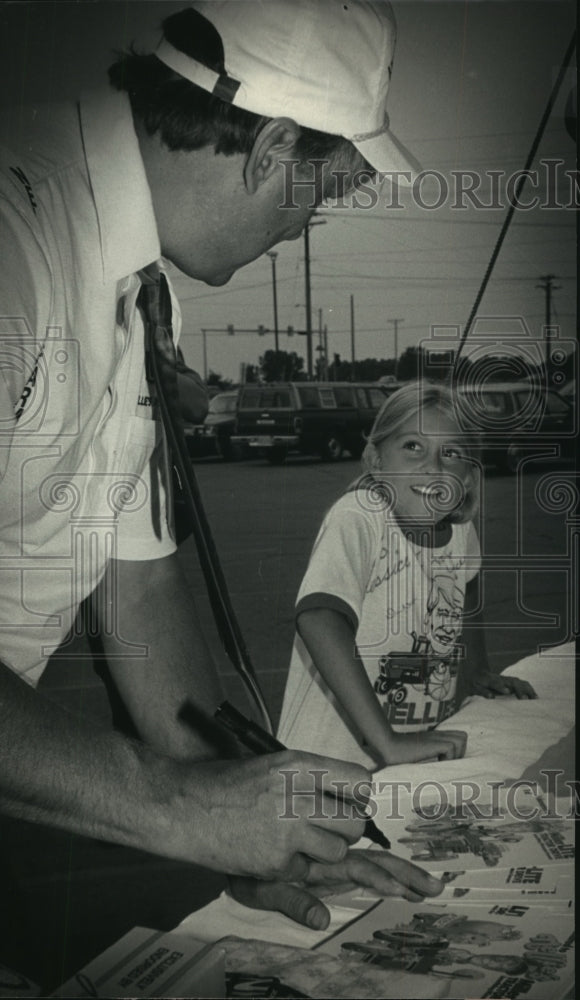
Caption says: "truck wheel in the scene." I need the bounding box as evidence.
[320,433,344,462]
[266,446,287,465]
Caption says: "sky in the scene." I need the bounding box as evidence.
[0,1,576,382]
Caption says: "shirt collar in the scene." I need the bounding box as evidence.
[79,87,161,284]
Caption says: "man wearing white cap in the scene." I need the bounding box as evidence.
[0,0,435,942]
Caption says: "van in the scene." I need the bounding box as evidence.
[232,381,397,463]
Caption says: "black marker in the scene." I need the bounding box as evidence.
[214,701,391,850]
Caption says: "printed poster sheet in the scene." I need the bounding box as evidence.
[372,792,575,872]
[319,899,575,1000]
[431,864,574,905]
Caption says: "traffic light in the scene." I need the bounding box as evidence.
[287,325,294,336]
[227,324,234,335]
[258,324,266,336]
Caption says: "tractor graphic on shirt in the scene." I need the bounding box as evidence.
[374,572,464,705]
[374,632,459,704]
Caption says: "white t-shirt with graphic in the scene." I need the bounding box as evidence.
[278,482,481,768]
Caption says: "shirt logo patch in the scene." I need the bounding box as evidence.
[136,366,159,419]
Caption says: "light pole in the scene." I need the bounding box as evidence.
[266,251,279,352]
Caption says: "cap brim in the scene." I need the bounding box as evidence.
[352,127,422,184]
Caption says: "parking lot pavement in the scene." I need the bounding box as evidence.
[10,454,573,988]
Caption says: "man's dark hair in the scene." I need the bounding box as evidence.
[108,7,372,188]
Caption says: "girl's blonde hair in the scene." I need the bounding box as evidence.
[359,380,481,524]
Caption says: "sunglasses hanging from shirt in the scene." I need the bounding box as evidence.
[137,265,274,734]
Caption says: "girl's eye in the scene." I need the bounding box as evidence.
[403,439,422,452]
[443,446,466,461]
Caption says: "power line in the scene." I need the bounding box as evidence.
[456,28,577,364]
[323,214,575,228]
[310,272,576,283]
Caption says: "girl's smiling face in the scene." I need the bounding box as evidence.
[374,406,471,526]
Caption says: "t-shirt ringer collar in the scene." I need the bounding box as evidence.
[79,87,161,285]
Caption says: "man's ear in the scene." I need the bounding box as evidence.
[244,117,302,194]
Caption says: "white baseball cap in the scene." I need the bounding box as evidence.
[155,0,421,180]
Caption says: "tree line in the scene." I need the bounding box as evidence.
[205,345,576,389]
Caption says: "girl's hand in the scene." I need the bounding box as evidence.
[470,671,537,700]
[383,729,468,765]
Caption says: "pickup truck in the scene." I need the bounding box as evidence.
[231,381,397,463]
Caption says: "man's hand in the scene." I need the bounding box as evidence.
[382,728,468,766]
[470,671,537,700]
[155,751,370,880]
[227,849,444,930]
[0,663,371,882]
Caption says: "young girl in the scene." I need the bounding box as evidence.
[278,380,535,768]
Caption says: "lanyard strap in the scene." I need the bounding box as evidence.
[137,268,273,733]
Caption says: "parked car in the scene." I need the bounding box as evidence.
[184,390,242,461]
[453,381,576,473]
[232,381,398,464]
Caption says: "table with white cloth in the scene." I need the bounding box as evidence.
[178,643,575,960]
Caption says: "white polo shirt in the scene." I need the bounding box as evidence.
[0,88,178,685]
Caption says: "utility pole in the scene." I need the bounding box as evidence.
[536,274,561,380]
[303,219,326,379]
[304,225,313,378]
[350,294,356,378]
[267,251,279,352]
[389,318,403,369]
[317,307,324,380]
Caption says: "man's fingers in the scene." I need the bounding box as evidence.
[290,753,372,806]
[344,850,444,899]
[227,876,330,931]
[306,809,367,844]
[271,751,369,846]
[298,824,352,865]
[278,852,312,883]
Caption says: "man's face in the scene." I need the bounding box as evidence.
[166,153,318,286]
